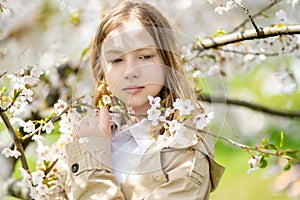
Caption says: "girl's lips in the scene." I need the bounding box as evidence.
[123,85,145,94]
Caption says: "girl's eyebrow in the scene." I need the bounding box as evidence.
[104,46,157,56]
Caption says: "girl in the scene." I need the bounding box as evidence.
[66,1,224,199]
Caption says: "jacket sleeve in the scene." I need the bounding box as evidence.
[66,136,125,200]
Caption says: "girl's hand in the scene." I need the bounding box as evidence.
[73,106,112,141]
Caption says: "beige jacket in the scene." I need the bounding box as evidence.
[66,128,224,200]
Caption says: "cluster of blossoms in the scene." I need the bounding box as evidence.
[18,133,70,199]
[2,97,77,199]
[98,94,215,148]
[4,67,44,118]
[146,95,215,148]
[181,8,300,90]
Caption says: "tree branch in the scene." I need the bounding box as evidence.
[198,93,300,118]
[0,111,29,170]
[195,24,300,52]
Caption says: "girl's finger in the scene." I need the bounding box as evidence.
[72,124,80,141]
[99,106,112,141]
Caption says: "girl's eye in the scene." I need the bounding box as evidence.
[139,55,152,60]
[111,58,123,64]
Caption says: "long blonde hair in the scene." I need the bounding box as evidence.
[90,0,201,116]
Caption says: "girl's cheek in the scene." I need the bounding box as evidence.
[106,72,123,91]
[143,64,165,83]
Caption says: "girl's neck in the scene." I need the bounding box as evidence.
[130,104,150,118]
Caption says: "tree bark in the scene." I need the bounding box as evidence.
[195,24,300,52]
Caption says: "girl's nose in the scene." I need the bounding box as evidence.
[124,67,140,80]
[124,58,141,80]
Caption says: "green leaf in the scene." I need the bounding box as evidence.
[81,47,90,58]
[70,10,81,25]
[205,54,217,62]
[12,89,22,101]
[160,107,166,111]
[283,149,299,159]
[261,138,268,145]
[259,157,268,168]
[283,149,299,154]
[45,112,57,122]
[44,160,50,168]
[283,162,291,171]
[279,131,285,149]
[261,13,269,18]
[0,86,7,94]
[213,28,226,38]
[263,143,278,150]
[181,57,188,63]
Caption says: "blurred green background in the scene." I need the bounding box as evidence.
[211,142,292,200]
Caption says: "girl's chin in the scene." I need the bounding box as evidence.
[125,102,149,115]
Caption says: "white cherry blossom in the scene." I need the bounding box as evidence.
[147,95,161,108]
[23,120,35,133]
[54,99,68,114]
[29,187,39,200]
[9,101,30,118]
[59,116,73,135]
[32,134,45,143]
[10,117,25,127]
[247,155,262,174]
[276,9,288,24]
[157,134,173,148]
[1,148,21,158]
[193,112,215,130]
[206,112,215,123]
[35,183,49,197]
[42,121,55,134]
[167,120,183,133]
[164,107,174,117]
[30,67,44,79]
[172,98,195,116]
[214,6,227,14]
[20,88,33,102]
[36,142,52,161]
[102,95,112,105]
[19,167,32,187]
[146,106,161,126]
[31,170,45,185]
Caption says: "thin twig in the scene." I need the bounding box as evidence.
[232,0,262,35]
[198,93,300,118]
[0,70,7,79]
[229,0,283,33]
[215,46,298,56]
[44,159,58,176]
[0,111,29,170]
[187,45,297,63]
[21,106,71,142]
[184,124,299,162]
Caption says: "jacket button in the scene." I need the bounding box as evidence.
[71,163,79,173]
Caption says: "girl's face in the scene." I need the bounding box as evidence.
[101,20,165,115]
